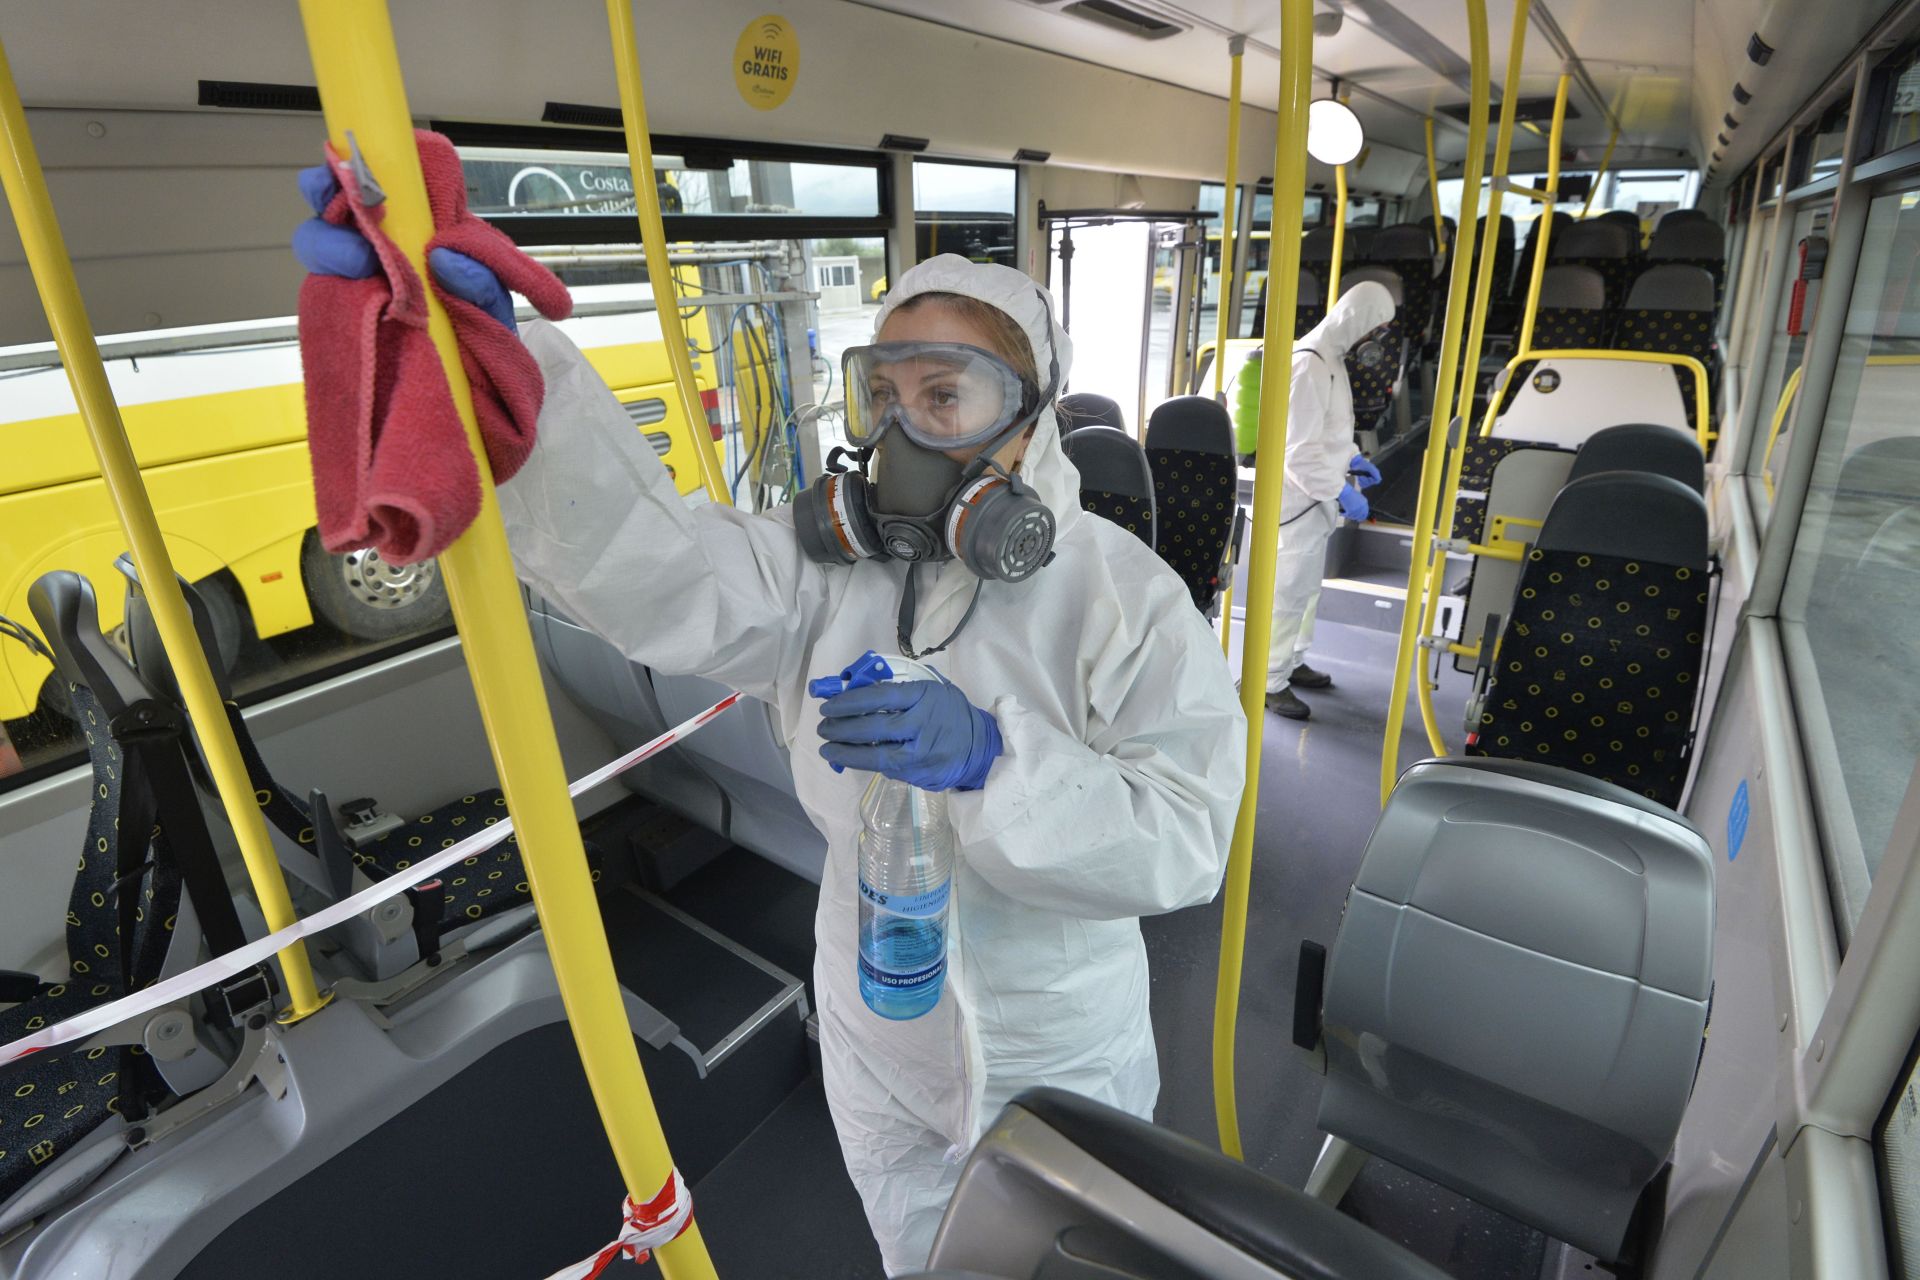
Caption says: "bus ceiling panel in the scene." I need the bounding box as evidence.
[1691,0,1884,185]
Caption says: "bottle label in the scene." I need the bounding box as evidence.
[859,952,946,992]
[859,877,950,920]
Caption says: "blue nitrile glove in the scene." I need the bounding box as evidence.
[815,674,1003,792]
[1349,453,1382,490]
[1338,482,1370,523]
[292,165,518,332]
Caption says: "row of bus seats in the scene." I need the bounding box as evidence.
[914,754,1715,1277]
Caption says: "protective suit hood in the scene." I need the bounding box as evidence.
[874,254,1081,535]
[1302,280,1395,359]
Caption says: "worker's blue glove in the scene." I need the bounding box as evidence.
[815,674,1003,792]
[1349,453,1382,490]
[1338,482,1370,523]
[292,165,517,332]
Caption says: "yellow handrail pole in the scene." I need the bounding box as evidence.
[0,38,328,1020]
[1580,125,1618,220]
[1425,117,1447,255]
[1212,0,1313,1161]
[1213,36,1245,400]
[1330,163,1348,301]
[1762,362,1804,476]
[1378,0,1489,807]
[1516,74,1571,355]
[606,0,730,507]
[297,7,717,1274]
[1476,348,1712,451]
[1410,0,1536,758]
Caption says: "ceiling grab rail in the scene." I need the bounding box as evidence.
[605,0,731,508]
[1213,36,1246,657]
[1212,0,1315,1163]
[0,36,329,1021]
[1409,0,1543,761]
[295,4,720,1274]
[1376,0,1491,808]
[1425,116,1447,255]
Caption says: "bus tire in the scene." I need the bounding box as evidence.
[301,532,452,641]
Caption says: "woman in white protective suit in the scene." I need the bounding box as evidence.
[498,255,1248,1273]
[1263,281,1395,721]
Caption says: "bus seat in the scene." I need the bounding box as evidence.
[1339,266,1407,432]
[1512,211,1573,305]
[1549,220,1639,311]
[1648,218,1727,308]
[1144,396,1237,615]
[1469,472,1710,806]
[1596,207,1646,250]
[1657,208,1713,229]
[1615,264,1718,433]
[1496,265,1609,414]
[1305,755,1713,1260]
[923,1088,1450,1280]
[1362,223,1438,343]
[1063,424,1156,551]
[1568,423,1707,494]
[1300,225,1338,297]
[1246,267,1324,340]
[2,573,247,1222]
[1058,393,1125,437]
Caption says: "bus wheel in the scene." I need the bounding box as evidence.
[301,532,452,641]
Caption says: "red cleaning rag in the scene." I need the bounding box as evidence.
[297,129,573,564]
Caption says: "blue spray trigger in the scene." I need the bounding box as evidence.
[809,651,896,772]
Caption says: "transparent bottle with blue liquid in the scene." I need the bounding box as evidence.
[810,651,953,1021]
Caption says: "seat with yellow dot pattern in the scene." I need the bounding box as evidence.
[1064,423,1157,551]
[1496,265,1611,415]
[1469,471,1711,806]
[1549,219,1641,312]
[1613,264,1718,435]
[1145,396,1238,613]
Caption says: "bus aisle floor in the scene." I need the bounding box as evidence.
[1145,617,1554,1280]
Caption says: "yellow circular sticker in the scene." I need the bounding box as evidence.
[734,15,798,111]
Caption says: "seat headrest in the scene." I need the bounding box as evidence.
[1345,228,1377,259]
[1366,224,1433,262]
[1625,263,1717,312]
[1058,392,1126,436]
[1342,265,1404,308]
[1536,471,1708,568]
[1063,424,1154,502]
[1537,264,1608,311]
[1302,226,1337,259]
[1479,212,1516,241]
[1649,220,1724,262]
[1552,220,1637,259]
[1297,267,1324,307]
[1597,210,1643,236]
[1568,424,1706,493]
[1145,395,1234,454]
[1657,208,1715,229]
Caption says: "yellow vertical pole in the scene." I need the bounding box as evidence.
[1378,0,1490,807]
[1406,0,1535,758]
[1516,74,1571,356]
[295,6,717,1275]
[1580,126,1618,219]
[1330,163,1348,301]
[1213,37,1245,399]
[0,37,327,1020]
[1214,37,1246,657]
[605,0,731,507]
[1425,117,1447,255]
[1213,0,1314,1161]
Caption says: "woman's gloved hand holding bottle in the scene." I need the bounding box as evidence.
[811,652,1000,1020]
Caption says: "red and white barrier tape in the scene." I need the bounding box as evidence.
[0,694,741,1068]
[545,1171,695,1279]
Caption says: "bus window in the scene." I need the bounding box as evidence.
[912,160,1016,272]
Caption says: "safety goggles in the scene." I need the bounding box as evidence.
[842,341,1035,452]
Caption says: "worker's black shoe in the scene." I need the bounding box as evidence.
[1266,688,1311,720]
[1289,664,1334,689]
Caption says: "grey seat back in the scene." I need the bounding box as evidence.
[927,1088,1450,1279]
[1063,424,1156,550]
[1144,397,1237,613]
[1648,218,1726,306]
[1058,393,1126,437]
[1496,265,1610,414]
[1568,423,1707,493]
[1316,755,1713,1261]
[1550,220,1639,309]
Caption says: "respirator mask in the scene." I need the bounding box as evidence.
[794,289,1063,657]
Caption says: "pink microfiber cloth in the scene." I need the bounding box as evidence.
[297,129,573,564]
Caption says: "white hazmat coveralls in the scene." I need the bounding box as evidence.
[498,254,1247,1274]
[1266,281,1396,694]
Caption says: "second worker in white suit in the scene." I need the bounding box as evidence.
[1264,281,1392,720]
